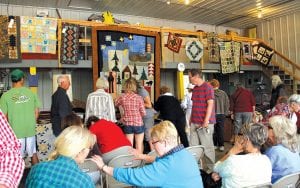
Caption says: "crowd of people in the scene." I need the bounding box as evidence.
[0,68,300,188]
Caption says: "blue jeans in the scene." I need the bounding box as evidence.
[123,125,145,134]
[234,112,253,134]
[213,114,225,147]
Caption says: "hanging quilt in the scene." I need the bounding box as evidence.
[185,40,203,62]
[167,33,182,53]
[254,43,274,66]
[60,23,79,64]
[0,16,8,60]
[207,32,220,62]
[0,15,21,63]
[20,16,57,54]
[219,41,241,74]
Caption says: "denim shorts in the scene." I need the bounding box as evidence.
[123,125,145,134]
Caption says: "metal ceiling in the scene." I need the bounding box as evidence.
[1,0,300,28]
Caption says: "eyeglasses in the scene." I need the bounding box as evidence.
[151,140,160,145]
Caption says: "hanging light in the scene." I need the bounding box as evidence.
[258,10,263,18]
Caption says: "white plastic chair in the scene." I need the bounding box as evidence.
[141,150,158,166]
[244,183,272,188]
[186,145,205,169]
[105,154,142,188]
[272,172,300,188]
[79,159,102,188]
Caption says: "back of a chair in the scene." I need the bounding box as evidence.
[79,159,102,186]
[106,154,142,188]
[186,145,205,168]
[272,172,300,188]
[141,150,158,166]
[244,183,272,188]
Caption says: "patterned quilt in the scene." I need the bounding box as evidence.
[219,41,241,74]
[60,23,80,64]
[0,15,21,62]
[20,16,57,54]
[207,32,220,62]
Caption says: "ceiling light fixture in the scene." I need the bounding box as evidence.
[166,0,170,5]
[67,5,92,9]
[258,10,263,18]
[185,0,190,5]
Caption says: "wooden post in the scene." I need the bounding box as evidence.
[293,65,297,94]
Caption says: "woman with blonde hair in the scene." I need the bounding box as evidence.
[265,115,300,183]
[26,126,96,188]
[115,78,146,153]
[91,120,203,187]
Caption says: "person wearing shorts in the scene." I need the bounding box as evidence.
[19,136,38,159]
[0,69,41,165]
[115,78,146,154]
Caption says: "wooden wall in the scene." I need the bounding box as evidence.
[257,12,300,66]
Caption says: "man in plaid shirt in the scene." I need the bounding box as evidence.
[0,109,25,188]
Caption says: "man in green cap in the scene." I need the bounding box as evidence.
[0,69,41,165]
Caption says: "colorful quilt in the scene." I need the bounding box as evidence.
[60,23,79,64]
[20,16,57,54]
[0,16,21,62]
[0,16,8,59]
[207,32,220,62]
[167,33,182,53]
[219,41,241,74]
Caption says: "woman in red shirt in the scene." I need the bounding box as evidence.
[87,116,132,163]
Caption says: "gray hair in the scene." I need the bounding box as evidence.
[96,77,109,89]
[271,75,283,85]
[57,75,69,86]
[288,94,300,105]
[240,123,268,149]
[269,115,298,152]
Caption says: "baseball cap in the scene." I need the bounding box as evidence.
[11,69,24,82]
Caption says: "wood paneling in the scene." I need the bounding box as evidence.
[258,12,300,67]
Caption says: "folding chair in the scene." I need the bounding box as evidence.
[272,172,300,188]
[141,150,158,166]
[105,154,142,188]
[186,145,205,169]
[79,159,102,188]
[244,183,272,188]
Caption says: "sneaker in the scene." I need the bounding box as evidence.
[219,146,225,151]
[214,146,218,150]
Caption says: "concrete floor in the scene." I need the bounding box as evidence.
[215,142,232,161]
